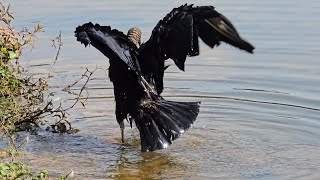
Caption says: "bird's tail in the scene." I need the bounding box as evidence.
[133,99,200,152]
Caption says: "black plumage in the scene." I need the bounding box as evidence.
[139,4,254,94]
[75,4,254,152]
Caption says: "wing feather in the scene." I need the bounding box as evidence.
[138,4,254,94]
[75,22,137,72]
[140,4,255,71]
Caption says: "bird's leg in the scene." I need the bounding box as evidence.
[120,121,125,143]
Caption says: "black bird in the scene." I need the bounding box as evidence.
[75,4,254,152]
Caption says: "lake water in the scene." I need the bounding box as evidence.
[2,0,320,179]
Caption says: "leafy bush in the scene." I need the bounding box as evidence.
[0,3,65,179]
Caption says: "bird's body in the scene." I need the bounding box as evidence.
[75,4,254,152]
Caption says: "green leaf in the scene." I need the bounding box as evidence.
[2,165,10,170]
[1,47,7,53]
[8,51,18,60]
[0,69,5,77]
[0,168,9,176]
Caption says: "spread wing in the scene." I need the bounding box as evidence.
[75,22,158,102]
[139,4,255,94]
[75,22,139,73]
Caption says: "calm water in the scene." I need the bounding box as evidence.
[2,0,320,179]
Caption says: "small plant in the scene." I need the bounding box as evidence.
[0,136,49,179]
[0,162,49,179]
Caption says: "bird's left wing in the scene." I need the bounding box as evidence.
[75,22,138,72]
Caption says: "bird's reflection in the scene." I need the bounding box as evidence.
[107,143,188,179]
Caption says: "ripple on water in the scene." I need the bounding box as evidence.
[2,0,320,179]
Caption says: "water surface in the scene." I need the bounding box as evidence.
[2,0,320,179]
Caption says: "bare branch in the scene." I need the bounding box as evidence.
[48,30,62,77]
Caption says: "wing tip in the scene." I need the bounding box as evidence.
[240,39,255,54]
[74,22,119,48]
[244,45,255,54]
[247,49,254,54]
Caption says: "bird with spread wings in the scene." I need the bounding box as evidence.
[75,4,254,152]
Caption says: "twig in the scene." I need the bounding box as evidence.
[48,30,62,77]
[63,67,97,111]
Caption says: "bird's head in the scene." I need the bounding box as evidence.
[127,27,141,48]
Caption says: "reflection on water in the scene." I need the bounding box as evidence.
[15,131,190,179]
[107,150,188,179]
[1,0,320,179]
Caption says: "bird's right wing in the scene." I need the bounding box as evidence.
[75,22,138,72]
[138,4,255,94]
[141,4,254,71]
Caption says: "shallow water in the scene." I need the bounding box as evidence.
[2,0,320,179]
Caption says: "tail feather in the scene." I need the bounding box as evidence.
[157,100,197,129]
[134,99,200,152]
